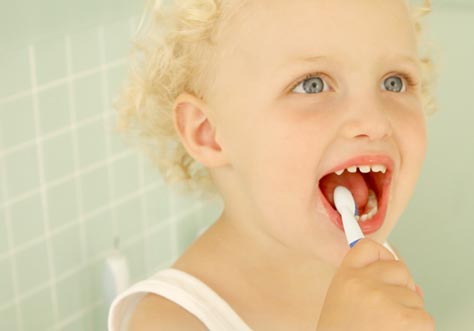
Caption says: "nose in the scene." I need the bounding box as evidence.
[340,95,393,141]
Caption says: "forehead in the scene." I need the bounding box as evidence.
[216,0,418,73]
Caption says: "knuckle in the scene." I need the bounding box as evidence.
[345,274,365,295]
[369,287,387,305]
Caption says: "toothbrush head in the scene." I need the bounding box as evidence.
[333,186,356,215]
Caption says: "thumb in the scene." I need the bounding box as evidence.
[342,238,396,268]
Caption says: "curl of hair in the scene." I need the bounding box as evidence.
[113,0,440,199]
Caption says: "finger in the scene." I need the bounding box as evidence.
[383,285,425,309]
[399,307,436,331]
[342,238,396,269]
[364,260,417,292]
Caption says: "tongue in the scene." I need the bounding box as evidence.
[319,171,369,213]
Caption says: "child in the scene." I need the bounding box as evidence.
[109,0,438,330]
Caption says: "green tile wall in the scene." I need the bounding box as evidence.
[0,1,216,330]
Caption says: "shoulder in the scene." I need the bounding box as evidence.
[128,293,208,331]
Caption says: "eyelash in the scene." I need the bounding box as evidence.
[291,72,419,93]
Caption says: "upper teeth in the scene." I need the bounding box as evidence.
[335,164,386,175]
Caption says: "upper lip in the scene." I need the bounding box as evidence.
[318,154,395,181]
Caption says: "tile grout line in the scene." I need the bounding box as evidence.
[0,181,160,261]
[64,34,89,306]
[52,299,103,330]
[98,25,119,248]
[0,202,201,312]
[0,125,23,330]
[128,15,152,278]
[0,150,131,210]
[0,59,126,107]
[0,111,113,159]
[139,154,150,276]
[28,45,61,325]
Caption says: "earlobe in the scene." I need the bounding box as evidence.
[172,92,228,168]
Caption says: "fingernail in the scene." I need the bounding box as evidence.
[415,284,424,298]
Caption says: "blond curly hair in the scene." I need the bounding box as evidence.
[114,0,439,201]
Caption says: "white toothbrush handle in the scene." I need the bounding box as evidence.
[340,208,365,248]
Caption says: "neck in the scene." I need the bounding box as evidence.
[204,211,337,296]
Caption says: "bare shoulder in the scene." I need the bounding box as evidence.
[128,293,208,331]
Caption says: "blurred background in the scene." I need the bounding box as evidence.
[0,0,472,330]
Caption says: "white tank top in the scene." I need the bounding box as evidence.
[108,243,398,331]
[107,268,252,331]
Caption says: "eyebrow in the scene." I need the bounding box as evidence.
[281,53,421,70]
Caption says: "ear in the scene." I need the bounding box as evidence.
[172,92,228,168]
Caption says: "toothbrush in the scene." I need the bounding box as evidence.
[333,185,399,260]
[333,186,364,248]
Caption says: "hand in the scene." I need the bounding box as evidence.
[316,238,435,331]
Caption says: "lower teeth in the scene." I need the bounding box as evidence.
[355,189,378,222]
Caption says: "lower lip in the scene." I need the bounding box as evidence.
[319,172,391,235]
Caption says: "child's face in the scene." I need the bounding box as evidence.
[208,0,426,264]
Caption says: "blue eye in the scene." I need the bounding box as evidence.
[292,75,329,94]
[382,76,405,93]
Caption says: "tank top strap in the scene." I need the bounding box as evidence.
[108,267,252,331]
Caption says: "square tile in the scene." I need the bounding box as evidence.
[80,166,110,213]
[18,286,54,331]
[4,144,40,198]
[34,36,67,85]
[176,212,200,256]
[0,96,35,148]
[60,309,94,331]
[144,185,171,227]
[103,19,132,62]
[116,197,143,245]
[84,209,114,257]
[15,241,50,294]
[0,47,30,99]
[42,131,75,182]
[56,269,92,322]
[92,301,109,331]
[51,223,83,276]
[46,178,79,231]
[86,260,106,303]
[170,186,199,216]
[0,257,14,306]
[73,73,103,121]
[123,240,145,283]
[0,304,19,331]
[77,120,107,169]
[70,27,100,74]
[106,65,127,106]
[142,157,165,186]
[0,156,5,202]
[10,193,45,247]
[146,226,173,272]
[38,84,70,134]
[0,209,9,255]
[105,112,128,155]
[112,155,140,200]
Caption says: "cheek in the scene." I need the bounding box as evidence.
[407,111,428,166]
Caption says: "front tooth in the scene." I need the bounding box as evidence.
[335,169,344,175]
[371,164,387,173]
[360,214,368,221]
[359,165,371,173]
[347,166,357,173]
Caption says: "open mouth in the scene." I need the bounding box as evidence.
[318,158,393,234]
